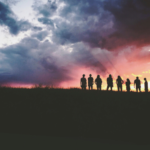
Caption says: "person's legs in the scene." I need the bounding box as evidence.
[107,85,109,91]
[97,85,99,90]
[89,85,92,90]
[117,85,119,92]
[91,85,93,90]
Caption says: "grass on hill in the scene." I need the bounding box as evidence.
[0,87,149,145]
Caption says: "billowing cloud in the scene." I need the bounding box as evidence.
[46,0,150,51]
[102,0,150,50]
[0,37,73,86]
[31,30,50,41]
[0,2,33,35]
[38,17,54,26]
[33,0,57,17]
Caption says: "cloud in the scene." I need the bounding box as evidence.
[49,0,115,49]
[31,30,50,41]
[32,26,43,31]
[45,0,150,51]
[0,2,32,35]
[0,33,110,86]
[0,0,20,6]
[38,17,54,26]
[101,0,150,50]
[0,36,77,86]
[33,0,57,17]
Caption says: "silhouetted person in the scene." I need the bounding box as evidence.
[126,78,131,92]
[116,76,124,92]
[144,78,148,92]
[95,75,102,90]
[107,74,113,91]
[134,77,141,92]
[80,74,86,90]
[88,74,93,90]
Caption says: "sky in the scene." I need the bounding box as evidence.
[0,0,150,91]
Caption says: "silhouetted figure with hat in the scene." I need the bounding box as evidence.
[95,75,102,91]
[80,74,86,90]
[88,74,93,90]
[134,77,141,92]
[126,78,131,92]
[107,74,113,91]
[116,76,124,92]
[144,78,148,92]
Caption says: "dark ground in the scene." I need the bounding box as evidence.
[0,87,150,147]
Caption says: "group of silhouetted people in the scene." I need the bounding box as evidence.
[80,74,148,92]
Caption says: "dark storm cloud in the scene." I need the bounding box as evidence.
[38,17,54,26]
[51,0,115,48]
[31,30,49,41]
[0,2,32,35]
[68,43,108,74]
[100,0,150,50]
[32,0,113,75]
[33,0,57,17]
[48,0,150,51]
[32,26,43,31]
[0,37,73,85]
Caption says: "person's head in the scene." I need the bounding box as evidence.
[118,75,120,79]
[127,78,129,81]
[89,74,92,77]
[83,74,85,77]
[144,78,147,81]
[97,75,100,78]
[109,74,111,78]
[136,77,139,80]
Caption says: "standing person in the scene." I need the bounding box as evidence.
[88,74,93,90]
[144,78,148,92]
[80,74,86,90]
[116,76,124,92]
[126,78,131,92]
[134,77,141,92]
[95,75,102,91]
[107,74,113,91]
